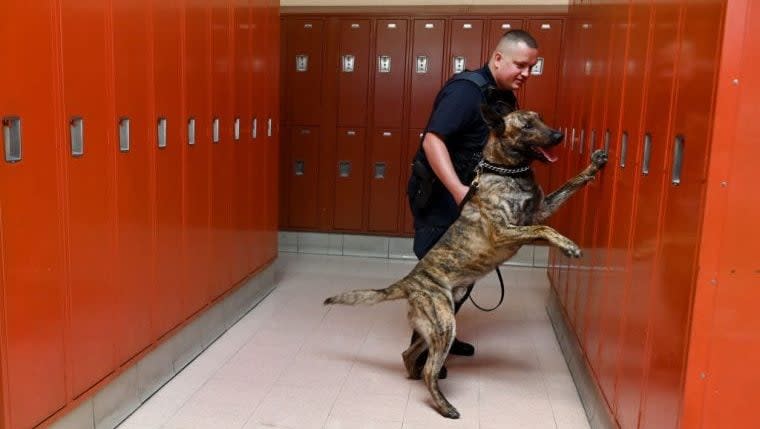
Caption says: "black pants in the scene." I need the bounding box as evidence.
[410,224,474,346]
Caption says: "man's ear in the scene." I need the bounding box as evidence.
[480,102,506,136]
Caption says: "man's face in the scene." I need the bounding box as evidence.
[492,41,539,91]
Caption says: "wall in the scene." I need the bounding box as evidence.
[0,0,279,427]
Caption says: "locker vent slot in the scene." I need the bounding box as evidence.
[604,129,611,153]
[70,117,84,157]
[157,117,167,148]
[672,135,684,185]
[2,116,22,163]
[187,118,196,146]
[642,133,652,175]
[294,160,305,176]
[119,117,131,152]
[338,161,351,177]
[212,117,220,143]
[620,131,629,168]
[374,162,386,179]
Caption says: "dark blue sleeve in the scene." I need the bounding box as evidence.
[426,81,482,146]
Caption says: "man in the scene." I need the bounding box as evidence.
[407,30,539,376]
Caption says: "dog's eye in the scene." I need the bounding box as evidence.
[524,122,534,129]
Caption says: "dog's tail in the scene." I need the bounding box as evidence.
[324,279,408,306]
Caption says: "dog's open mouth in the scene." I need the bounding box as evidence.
[533,146,559,163]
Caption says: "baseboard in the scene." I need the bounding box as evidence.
[546,287,618,429]
[278,230,550,268]
[51,264,278,429]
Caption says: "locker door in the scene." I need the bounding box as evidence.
[368,129,402,232]
[333,128,366,231]
[153,0,185,333]
[211,1,234,295]
[337,19,371,127]
[183,0,212,310]
[0,1,67,427]
[285,18,324,126]
[113,0,155,367]
[644,1,724,427]
[234,0,252,279]
[409,19,445,129]
[288,127,320,228]
[250,0,266,267]
[373,19,408,128]
[448,19,485,78]
[60,0,117,397]
[264,0,281,259]
[402,130,425,235]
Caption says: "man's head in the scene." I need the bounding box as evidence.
[489,30,539,91]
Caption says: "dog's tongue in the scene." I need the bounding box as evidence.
[537,147,559,163]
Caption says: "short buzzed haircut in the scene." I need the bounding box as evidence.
[501,29,538,49]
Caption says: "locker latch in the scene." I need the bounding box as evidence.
[342,55,355,73]
[296,54,308,72]
[338,161,351,178]
[188,118,196,145]
[212,117,220,143]
[294,160,305,176]
[70,117,84,157]
[374,162,386,179]
[416,56,428,74]
[453,56,466,74]
[119,117,131,152]
[2,116,22,163]
[378,56,391,73]
[157,117,167,148]
[531,57,545,76]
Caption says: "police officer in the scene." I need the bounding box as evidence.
[407,30,540,377]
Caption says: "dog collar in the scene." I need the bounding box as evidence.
[477,160,531,176]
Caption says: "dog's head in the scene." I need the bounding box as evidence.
[480,102,563,166]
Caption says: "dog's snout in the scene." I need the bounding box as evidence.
[551,131,564,142]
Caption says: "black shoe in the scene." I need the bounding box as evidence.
[449,338,475,356]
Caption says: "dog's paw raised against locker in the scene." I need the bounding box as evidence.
[591,149,608,168]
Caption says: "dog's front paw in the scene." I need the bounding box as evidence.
[591,149,608,168]
[561,241,583,258]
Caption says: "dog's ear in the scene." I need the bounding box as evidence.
[480,102,507,136]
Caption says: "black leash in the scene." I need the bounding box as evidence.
[469,267,505,312]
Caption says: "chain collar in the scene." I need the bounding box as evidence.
[477,159,531,176]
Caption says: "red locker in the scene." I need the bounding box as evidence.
[60,0,118,397]
[0,1,67,427]
[264,0,281,260]
[448,19,485,77]
[112,0,155,366]
[337,19,371,127]
[373,19,408,128]
[333,128,367,231]
[211,1,235,295]
[288,127,321,228]
[183,0,212,311]
[234,0,252,280]
[409,19,445,129]
[368,129,403,233]
[250,0,267,267]
[284,19,324,126]
[153,0,186,332]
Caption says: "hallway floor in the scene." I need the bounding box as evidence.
[118,253,589,429]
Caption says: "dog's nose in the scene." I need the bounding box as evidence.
[551,131,564,142]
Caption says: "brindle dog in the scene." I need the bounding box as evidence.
[324,103,608,419]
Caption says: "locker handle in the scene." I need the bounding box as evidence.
[642,133,652,175]
[70,116,84,157]
[579,129,585,155]
[590,129,596,152]
[296,54,308,72]
[294,160,305,176]
[374,162,386,179]
[570,128,576,152]
[342,54,355,73]
[672,135,684,185]
[338,161,351,177]
[2,116,22,163]
[267,118,273,137]
[620,131,628,168]
[212,117,220,143]
[252,117,258,139]
[119,117,131,152]
[453,56,466,74]
[157,117,167,148]
[234,117,240,141]
[378,55,391,73]
[416,56,428,74]
[188,118,196,146]
[604,129,611,153]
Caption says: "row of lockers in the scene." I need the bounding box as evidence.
[278,13,565,234]
[0,0,280,428]
[545,1,724,428]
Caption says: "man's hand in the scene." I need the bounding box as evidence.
[422,132,469,205]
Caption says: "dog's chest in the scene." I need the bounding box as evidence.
[482,178,542,225]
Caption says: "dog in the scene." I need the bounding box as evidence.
[324,103,608,419]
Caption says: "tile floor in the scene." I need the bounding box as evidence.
[118,253,589,429]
